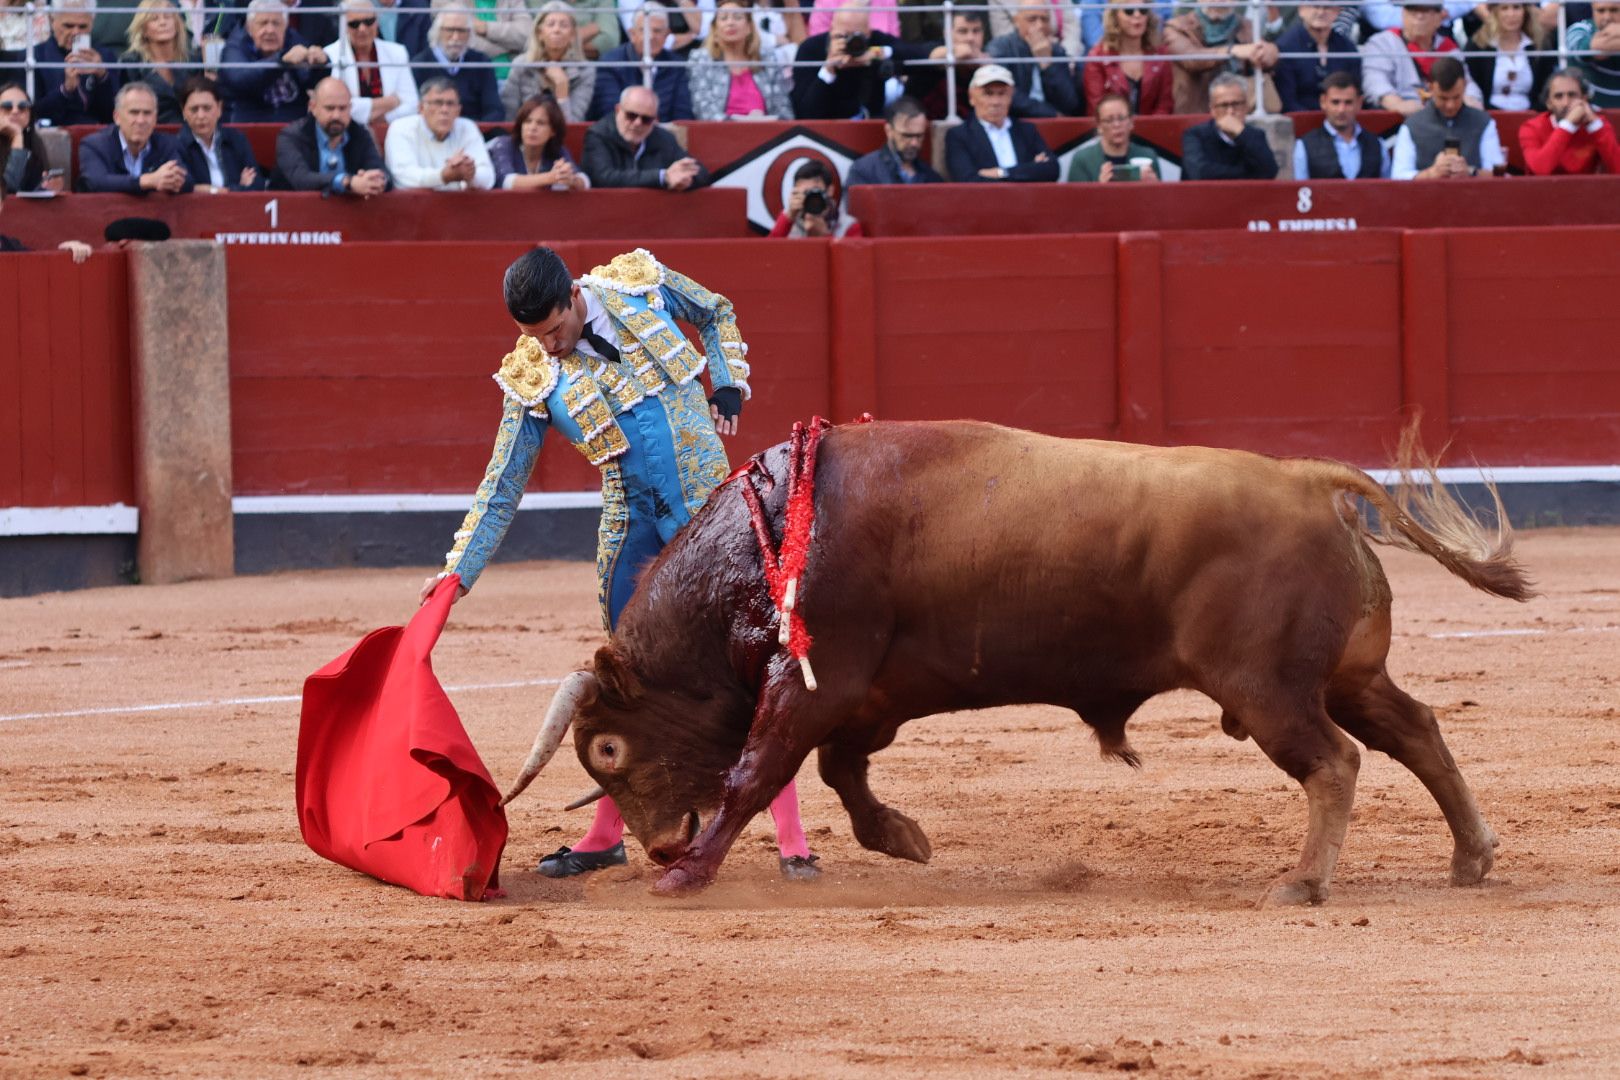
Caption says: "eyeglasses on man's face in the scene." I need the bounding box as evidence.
[1210,98,1247,112]
[422,96,461,109]
[620,108,656,125]
[348,16,378,28]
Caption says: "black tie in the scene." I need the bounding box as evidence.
[581,326,622,364]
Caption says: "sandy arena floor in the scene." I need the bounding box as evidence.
[1,528,1618,1078]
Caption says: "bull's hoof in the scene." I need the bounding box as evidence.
[852,807,932,864]
[1450,828,1499,886]
[651,861,716,896]
[1258,874,1328,908]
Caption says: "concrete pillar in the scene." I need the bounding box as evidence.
[1253,113,1298,180]
[129,240,235,585]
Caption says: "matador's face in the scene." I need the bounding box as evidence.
[515,285,586,358]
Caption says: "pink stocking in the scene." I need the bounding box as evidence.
[769,779,811,859]
[574,795,626,852]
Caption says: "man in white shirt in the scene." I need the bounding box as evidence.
[384,76,496,190]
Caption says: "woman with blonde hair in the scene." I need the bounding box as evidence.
[119,0,193,123]
[1084,0,1171,115]
[501,1,594,121]
[688,0,793,120]
[1466,1,1551,112]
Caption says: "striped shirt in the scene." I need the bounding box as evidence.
[1567,20,1620,109]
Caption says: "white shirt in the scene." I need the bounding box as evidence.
[384,114,496,190]
[1491,38,1532,112]
[573,287,619,362]
[980,116,1018,169]
[196,132,226,188]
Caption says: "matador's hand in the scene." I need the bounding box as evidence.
[419,575,468,606]
[709,386,742,436]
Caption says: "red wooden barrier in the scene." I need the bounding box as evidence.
[0,187,749,251]
[849,175,1620,236]
[14,227,1620,514]
[0,250,134,508]
[1442,226,1620,464]
[225,240,830,495]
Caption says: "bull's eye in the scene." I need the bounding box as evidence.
[588,733,626,773]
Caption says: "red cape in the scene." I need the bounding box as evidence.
[295,576,507,900]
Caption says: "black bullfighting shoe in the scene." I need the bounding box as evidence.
[779,854,822,881]
[535,842,627,878]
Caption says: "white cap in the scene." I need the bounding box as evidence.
[969,64,1015,89]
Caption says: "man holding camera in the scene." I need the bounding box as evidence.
[1391,56,1503,179]
[767,159,864,238]
[791,2,930,120]
[32,0,121,127]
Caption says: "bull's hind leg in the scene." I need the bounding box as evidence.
[818,724,932,863]
[1230,698,1363,907]
[1326,670,1498,887]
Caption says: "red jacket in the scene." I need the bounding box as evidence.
[1083,47,1173,116]
[1519,111,1620,175]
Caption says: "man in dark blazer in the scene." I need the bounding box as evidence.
[791,6,932,120]
[845,96,945,186]
[583,84,709,190]
[274,78,392,194]
[77,83,191,194]
[1181,73,1280,180]
[31,4,121,126]
[219,1,331,122]
[587,4,692,122]
[408,6,502,123]
[943,64,1059,181]
[985,0,1083,117]
[175,77,268,191]
[209,0,340,51]
[1272,3,1362,113]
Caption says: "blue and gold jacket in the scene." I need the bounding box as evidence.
[441,250,752,592]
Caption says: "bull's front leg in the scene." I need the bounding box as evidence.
[653,660,821,896]
[818,728,931,863]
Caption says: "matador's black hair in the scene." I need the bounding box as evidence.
[503,246,573,324]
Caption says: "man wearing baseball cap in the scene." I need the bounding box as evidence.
[943,63,1059,181]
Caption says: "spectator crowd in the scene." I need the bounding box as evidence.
[2,0,1619,231]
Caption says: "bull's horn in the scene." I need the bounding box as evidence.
[500,670,596,807]
[563,785,607,811]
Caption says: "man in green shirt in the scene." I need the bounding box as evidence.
[1066,92,1164,182]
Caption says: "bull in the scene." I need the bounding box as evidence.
[502,420,1533,906]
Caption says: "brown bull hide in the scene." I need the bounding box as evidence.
[563,420,1532,906]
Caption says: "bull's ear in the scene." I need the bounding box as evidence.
[592,644,641,707]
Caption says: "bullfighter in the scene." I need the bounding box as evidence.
[420,245,821,881]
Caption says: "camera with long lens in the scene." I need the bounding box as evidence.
[801,189,829,216]
[842,31,869,55]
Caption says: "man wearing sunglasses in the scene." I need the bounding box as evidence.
[583,84,708,189]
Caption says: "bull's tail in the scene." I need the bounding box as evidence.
[1323,424,1536,603]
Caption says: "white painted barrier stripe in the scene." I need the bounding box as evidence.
[11,469,1617,536]
[0,504,139,536]
[1419,625,1620,640]
[1363,466,1620,484]
[231,493,603,514]
[0,676,564,725]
